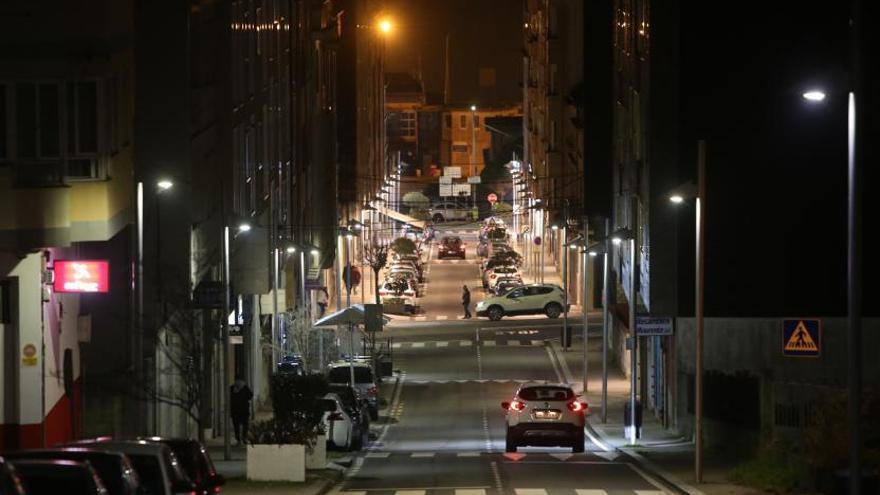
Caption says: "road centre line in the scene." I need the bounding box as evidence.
[372,371,406,450]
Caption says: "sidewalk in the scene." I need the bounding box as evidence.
[548,340,769,495]
[202,439,343,494]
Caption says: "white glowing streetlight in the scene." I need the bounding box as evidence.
[802,90,827,102]
[157,179,174,191]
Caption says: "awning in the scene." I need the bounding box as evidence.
[373,204,427,230]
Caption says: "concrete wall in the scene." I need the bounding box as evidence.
[673,317,880,450]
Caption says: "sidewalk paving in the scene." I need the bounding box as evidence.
[549,340,769,495]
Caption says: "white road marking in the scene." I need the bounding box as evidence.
[415,316,427,321]
[507,340,521,346]
[635,491,667,495]
[365,452,390,458]
[626,463,675,494]
[372,372,406,450]
[458,340,472,347]
[576,490,609,495]
[392,342,402,349]
[411,452,435,458]
[411,342,425,348]
[437,341,449,347]
[531,340,544,346]
[455,490,487,495]
[549,453,573,461]
[457,452,481,457]
[436,315,448,320]
[394,491,426,495]
[515,489,548,495]
[490,461,503,493]
[483,340,496,347]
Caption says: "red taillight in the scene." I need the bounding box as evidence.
[368,386,378,396]
[567,401,586,413]
[490,274,496,279]
[328,412,343,421]
[509,400,525,411]
[213,486,222,494]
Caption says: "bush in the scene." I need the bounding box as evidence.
[249,373,328,446]
[729,439,808,493]
[391,237,417,255]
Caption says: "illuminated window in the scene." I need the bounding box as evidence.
[400,111,416,137]
[459,114,467,129]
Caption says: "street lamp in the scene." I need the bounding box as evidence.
[588,220,611,423]
[803,85,861,494]
[668,144,705,480]
[610,226,637,445]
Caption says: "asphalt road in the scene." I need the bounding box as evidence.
[330,229,674,495]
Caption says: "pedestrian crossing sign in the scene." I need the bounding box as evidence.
[782,319,821,357]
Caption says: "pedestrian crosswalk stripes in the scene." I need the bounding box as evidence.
[338,490,647,495]
[391,340,544,349]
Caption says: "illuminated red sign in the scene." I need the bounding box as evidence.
[53,260,109,293]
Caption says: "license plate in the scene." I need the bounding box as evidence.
[533,409,560,420]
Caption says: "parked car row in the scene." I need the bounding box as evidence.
[378,245,425,314]
[0,436,223,495]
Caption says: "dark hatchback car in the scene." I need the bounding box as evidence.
[3,448,141,495]
[0,456,26,495]
[438,236,466,259]
[12,459,108,495]
[140,438,224,495]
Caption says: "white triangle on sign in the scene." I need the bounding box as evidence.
[550,453,573,461]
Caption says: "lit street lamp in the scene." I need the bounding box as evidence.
[668,143,705,481]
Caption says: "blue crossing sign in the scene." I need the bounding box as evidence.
[782,319,821,357]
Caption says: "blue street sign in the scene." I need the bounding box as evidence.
[782,319,821,357]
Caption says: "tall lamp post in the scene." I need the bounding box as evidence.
[588,235,610,422]
[611,227,636,445]
[470,105,478,209]
[802,81,861,494]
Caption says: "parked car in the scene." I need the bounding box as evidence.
[437,236,466,259]
[69,439,195,495]
[428,202,469,223]
[492,277,524,296]
[322,392,368,451]
[386,264,420,284]
[12,459,108,495]
[475,284,567,321]
[276,354,305,376]
[388,259,423,281]
[0,456,26,495]
[3,448,142,495]
[502,383,586,452]
[482,265,520,289]
[138,438,224,495]
[384,271,420,296]
[326,361,379,420]
[378,279,418,313]
[327,384,372,430]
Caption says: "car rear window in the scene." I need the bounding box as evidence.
[128,455,164,495]
[517,386,574,401]
[328,367,373,384]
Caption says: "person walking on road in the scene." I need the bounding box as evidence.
[230,375,253,446]
[462,285,472,319]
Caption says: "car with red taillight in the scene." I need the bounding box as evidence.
[438,236,466,259]
[501,383,586,452]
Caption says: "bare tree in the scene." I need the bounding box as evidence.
[363,242,388,305]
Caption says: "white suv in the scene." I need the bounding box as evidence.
[501,383,586,452]
[327,361,379,420]
[428,202,469,222]
[475,284,567,321]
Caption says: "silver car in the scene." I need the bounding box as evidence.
[428,202,469,223]
[326,361,379,420]
[502,383,587,452]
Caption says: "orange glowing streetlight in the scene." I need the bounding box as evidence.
[378,18,393,35]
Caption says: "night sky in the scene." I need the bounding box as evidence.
[384,0,522,106]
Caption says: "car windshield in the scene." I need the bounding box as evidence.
[328,367,374,384]
[517,386,574,401]
[442,237,461,246]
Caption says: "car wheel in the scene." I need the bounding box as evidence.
[488,306,504,321]
[571,430,585,453]
[432,214,444,223]
[545,302,562,319]
[505,429,518,453]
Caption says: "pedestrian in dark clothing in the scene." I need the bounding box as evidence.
[230,375,253,446]
[462,285,472,319]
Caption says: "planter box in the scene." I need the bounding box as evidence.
[247,444,305,482]
[305,435,326,470]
